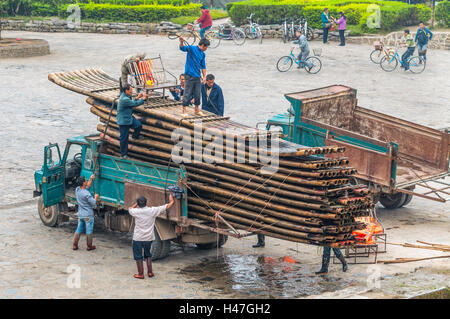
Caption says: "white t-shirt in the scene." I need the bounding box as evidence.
[129,204,168,241]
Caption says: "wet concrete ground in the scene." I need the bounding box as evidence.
[0,31,449,298]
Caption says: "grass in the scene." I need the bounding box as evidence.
[170,9,228,25]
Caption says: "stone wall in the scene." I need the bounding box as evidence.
[2,18,163,35]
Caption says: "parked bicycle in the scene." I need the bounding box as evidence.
[207,23,246,48]
[298,17,314,41]
[244,13,263,43]
[168,23,219,48]
[370,41,395,64]
[379,45,426,74]
[277,47,322,74]
[281,18,296,43]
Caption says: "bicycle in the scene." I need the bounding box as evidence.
[379,45,426,74]
[370,41,395,64]
[276,47,322,74]
[168,23,219,48]
[207,23,246,48]
[244,13,263,44]
[298,17,314,41]
[281,18,296,43]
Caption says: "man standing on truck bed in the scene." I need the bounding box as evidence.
[179,36,210,116]
[128,194,175,279]
[73,175,99,251]
[118,84,147,158]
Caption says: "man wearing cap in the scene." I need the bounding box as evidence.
[120,52,146,91]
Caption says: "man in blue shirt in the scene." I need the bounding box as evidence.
[73,175,99,251]
[201,74,224,116]
[179,36,210,116]
[415,21,433,62]
[117,84,147,158]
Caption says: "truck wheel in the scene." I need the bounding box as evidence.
[150,229,171,260]
[400,194,413,207]
[379,192,407,209]
[196,235,228,250]
[38,196,62,227]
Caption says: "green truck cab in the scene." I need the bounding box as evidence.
[266,85,450,209]
[33,134,230,259]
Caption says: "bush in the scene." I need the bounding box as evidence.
[435,0,450,27]
[59,3,201,22]
[227,0,432,32]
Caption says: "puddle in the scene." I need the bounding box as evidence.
[180,254,353,298]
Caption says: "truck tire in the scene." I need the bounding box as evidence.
[400,194,413,207]
[150,229,171,260]
[379,192,407,209]
[196,235,228,250]
[38,196,65,227]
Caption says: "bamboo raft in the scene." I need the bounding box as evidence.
[49,68,373,246]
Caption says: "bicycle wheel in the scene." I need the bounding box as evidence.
[408,56,426,74]
[277,56,293,72]
[380,55,398,72]
[306,28,314,41]
[205,30,220,49]
[168,32,179,40]
[180,31,196,45]
[370,49,383,64]
[305,56,322,74]
[244,26,256,39]
[232,29,246,46]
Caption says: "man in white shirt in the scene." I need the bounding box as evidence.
[128,194,175,279]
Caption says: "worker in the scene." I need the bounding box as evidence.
[128,194,175,279]
[196,5,212,39]
[179,36,210,116]
[73,175,99,251]
[201,74,224,116]
[293,30,312,69]
[117,84,147,158]
[120,53,146,91]
[169,74,195,104]
[415,21,433,62]
[253,234,265,248]
[315,246,348,275]
[401,29,415,71]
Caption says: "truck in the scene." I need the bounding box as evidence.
[265,85,450,208]
[33,134,240,260]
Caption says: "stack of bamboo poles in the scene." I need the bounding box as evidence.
[49,68,373,247]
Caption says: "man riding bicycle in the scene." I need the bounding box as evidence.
[401,29,415,71]
[196,5,212,39]
[293,30,312,69]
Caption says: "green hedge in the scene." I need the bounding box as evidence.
[0,0,192,17]
[59,3,201,22]
[436,0,450,27]
[227,0,431,31]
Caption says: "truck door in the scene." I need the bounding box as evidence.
[42,143,65,207]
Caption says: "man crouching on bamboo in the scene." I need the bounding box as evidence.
[128,194,175,279]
